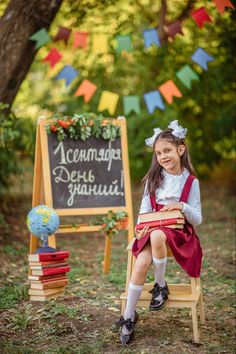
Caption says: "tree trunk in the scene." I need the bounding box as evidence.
[0,0,64,110]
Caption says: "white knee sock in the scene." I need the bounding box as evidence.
[122,282,143,335]
[153,256,167,288]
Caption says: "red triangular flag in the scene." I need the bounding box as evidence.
[54,27,71,43]
[213,0,234,14]
[191,7,212,28]
[42,48,62,67]
[73,32,88,49]
[167,21,183,39]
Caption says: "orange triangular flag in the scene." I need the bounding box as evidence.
[213,0,234,14]
[159,80,182,104]
[73,32,88,49]
[74,80,97,103]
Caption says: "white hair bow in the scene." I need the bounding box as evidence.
[168,120,187,139]
[145,120,187,147]
[145,127,162,147]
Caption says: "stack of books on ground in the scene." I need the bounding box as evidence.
[136,210,185,237]
[28,250,70,301]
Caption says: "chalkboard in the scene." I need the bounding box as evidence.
[48,134,125,209]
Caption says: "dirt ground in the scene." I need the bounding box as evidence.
[0,183,235,354]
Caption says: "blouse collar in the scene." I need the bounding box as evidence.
[162,168,189,178]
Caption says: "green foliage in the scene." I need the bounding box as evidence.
[0,103,35,194]
[95,209,128,237]
[0,282,28,309]
[7,305,33,330]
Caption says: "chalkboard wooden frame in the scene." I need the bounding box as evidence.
[29,116,134,273]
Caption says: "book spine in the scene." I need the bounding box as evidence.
[31,266,70,276]
[28,252,69,262]
[136,218,179,230]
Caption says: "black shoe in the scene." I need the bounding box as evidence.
[116,311,139,345]
[149,282,170,311]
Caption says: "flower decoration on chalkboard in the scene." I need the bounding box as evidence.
[96,210,128,238]
[46,112,121,141]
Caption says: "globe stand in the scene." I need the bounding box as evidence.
[34,235,57,254]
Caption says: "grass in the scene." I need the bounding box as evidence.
[0,183,235,353]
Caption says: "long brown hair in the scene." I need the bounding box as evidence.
[142,129,195,195]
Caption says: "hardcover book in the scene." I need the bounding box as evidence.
[28,251,69,262]
[30,292,64,302]
[28,286,65,296]
[137,210,185,231]
[30,266,70,276]
[30,280,68,290]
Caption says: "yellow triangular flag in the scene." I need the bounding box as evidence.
[98,91,119,115]
[92,34,108,54]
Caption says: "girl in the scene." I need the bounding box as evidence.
[117,120,203,345]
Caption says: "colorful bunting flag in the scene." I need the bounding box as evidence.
[74,80,97,102]
[166,21,183,39]
[42,48,62,68]
[73,32,88,49]
[92,34,108,54]
[143,29,160,48]
[98,91,119,115]
[144,91,165,114]
[159,80,182,104]
[55,65,78,86]
[30,28,50,49]
[54,27,71,43]
[176,65,199,89]
[191,48,214,70]
[191,7,212,28]
[123,96,140,115]
[115,35,132,54]
[213,0,234,14]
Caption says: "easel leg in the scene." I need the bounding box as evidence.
[103,236,112,274]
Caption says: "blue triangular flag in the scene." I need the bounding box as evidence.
[144,91,165,114]
[191,48,214,71]
[55,65,79,86]
[143,29,160,48]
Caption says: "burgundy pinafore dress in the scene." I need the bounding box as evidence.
[132,175,203,277]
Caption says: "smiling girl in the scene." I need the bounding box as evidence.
[117,120,203,344]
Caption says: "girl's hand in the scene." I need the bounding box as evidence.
[160,202,184,212]
[135,225,149,239]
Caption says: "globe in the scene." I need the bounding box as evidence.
[27,205,60,253]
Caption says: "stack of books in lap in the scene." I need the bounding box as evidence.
[28,251,70,301]
[136,210,185,237]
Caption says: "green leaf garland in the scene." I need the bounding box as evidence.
[45,112,121,141]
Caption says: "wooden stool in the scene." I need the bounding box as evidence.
[120,239,205,343]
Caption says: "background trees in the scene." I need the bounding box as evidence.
[0,0,235,193]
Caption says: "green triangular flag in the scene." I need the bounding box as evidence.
[115,35,132,54]
[123,96,141,115]
[176,65,199,89]
[30,28,50,49]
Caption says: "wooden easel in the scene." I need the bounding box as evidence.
[29,116,134,273]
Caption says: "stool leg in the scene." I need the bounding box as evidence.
[191,304,200,343]
[198,293,206,324]
[121,299,126,315]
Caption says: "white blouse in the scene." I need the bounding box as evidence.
[138,168,202,227]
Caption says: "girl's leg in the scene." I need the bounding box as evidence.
[149,230,169,310]
[122,243,152,335]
